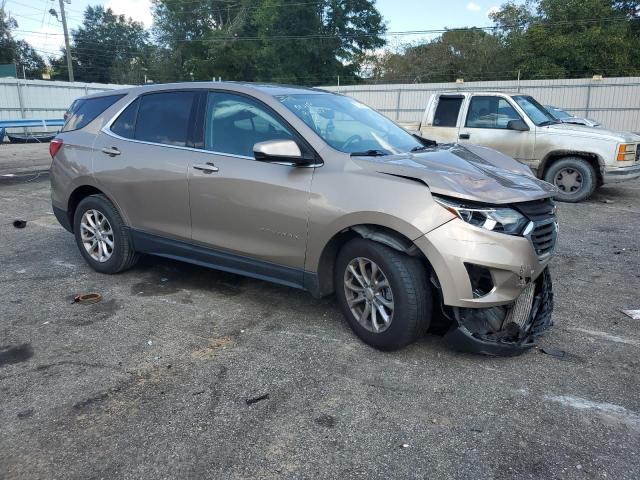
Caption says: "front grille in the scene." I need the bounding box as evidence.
[513,198,558,260]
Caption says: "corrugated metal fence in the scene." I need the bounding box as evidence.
[323,77,640,132]
[0,78,128,124]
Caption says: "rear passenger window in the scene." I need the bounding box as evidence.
[433,96,463,127]
[134,91,197,147]
[62,94,124,132]
[110,98,139,139]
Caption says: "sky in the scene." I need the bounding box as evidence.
[5,0,506,59]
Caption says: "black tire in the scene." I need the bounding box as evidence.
[334,238,432,351]
[544,156,597,203]
[73,194,138,274]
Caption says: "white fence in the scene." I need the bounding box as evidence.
[323,77,640,133]
[0,78,130,123]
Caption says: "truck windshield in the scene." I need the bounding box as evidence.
[276,93,423,155]
[512,96,558,126]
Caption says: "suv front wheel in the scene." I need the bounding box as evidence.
[73,194,138,274]
[335,238,432,350]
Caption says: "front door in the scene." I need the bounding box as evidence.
[188,91,315,275]
[458,95,535,164]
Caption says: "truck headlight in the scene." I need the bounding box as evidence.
[617,143,637,161]
[434,196,529,235]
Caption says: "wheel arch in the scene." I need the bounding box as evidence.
[308,223,437,298]
[66,185,124,232]
[540,151,604,186]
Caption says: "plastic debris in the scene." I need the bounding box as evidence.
[622,309,640,320]
[400,444,410,448]
[246,393,269,405]
[147,340,153,346]
[72,293,102,305]
[12,220,27,228]
[540,347,566,358]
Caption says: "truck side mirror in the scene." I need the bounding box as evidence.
[507,119,529,131]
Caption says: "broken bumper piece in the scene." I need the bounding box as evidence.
[444,268,554,356]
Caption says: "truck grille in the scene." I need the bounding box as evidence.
[514,198,558,260]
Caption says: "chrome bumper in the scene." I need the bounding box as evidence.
[603,163,640,184]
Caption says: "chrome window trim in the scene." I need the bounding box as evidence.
[101,93,322,167]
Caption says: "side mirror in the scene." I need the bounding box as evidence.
[507,119,529,131]
[253,139,307,165]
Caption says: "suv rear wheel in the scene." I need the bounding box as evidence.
[544,156,597,203]
[73,194,138,274]
[335,238,432,350]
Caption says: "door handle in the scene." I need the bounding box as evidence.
[193,162,219,174]
[101,146,121,156]
[459,133,470,140]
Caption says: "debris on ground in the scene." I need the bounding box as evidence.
[400,443,410,448]
[621,309,640,320]
[602,199,614,204]
[246,393,269,405]
[72,293,102,305]
[540,347,567,358]
[12,219,26,228]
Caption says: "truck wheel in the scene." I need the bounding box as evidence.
[73,194,138,274]
[335,238,432,351]
[544,157,596,203]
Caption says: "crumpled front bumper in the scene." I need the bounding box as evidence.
[443,268,554,356]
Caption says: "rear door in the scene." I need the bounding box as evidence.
[93,90,198,242]
[457,95,535,162]
[187,91,314,275]
[420,94,464,142]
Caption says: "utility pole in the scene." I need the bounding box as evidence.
[58,0,74,82]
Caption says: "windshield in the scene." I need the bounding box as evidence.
[547,106,571,119]
[276,93,423,155]
[512,95,557,126]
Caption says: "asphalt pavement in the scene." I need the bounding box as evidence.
[1,167,639,479]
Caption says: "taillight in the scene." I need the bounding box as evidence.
[49,138,63,158]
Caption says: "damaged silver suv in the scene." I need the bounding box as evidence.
[50,83,558,355]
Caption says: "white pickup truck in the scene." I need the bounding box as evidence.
[402,91,640,201]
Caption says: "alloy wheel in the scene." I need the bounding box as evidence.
[80,209,114,263]
[343,257,394,333]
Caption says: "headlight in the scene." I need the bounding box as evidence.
[617,143,637,162]
[434,196,529,235]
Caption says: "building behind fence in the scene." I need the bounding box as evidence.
[324,77,640,133]
[2,76,640,133]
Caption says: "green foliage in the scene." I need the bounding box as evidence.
[150,0,386,85]
[372,29,511,83]
[0,7,46,78]
[50,6,151,84]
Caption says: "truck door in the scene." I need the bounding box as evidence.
[420,94,464,143]
[457,95,535,164]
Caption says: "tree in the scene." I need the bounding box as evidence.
[151,0,386,84]
[490,0,640,78]
[371,28,511,83]
[0,5,46,78]
[51,6,151,84]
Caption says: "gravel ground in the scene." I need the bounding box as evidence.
[1,171,639,480]
[0,143,51,175]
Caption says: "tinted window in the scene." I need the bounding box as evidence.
[433,96,463,127]
[466,96,522,129]
[110,98,139,139]
[135,91,196,146]
[205,92,295,157]
[62,94,124,132]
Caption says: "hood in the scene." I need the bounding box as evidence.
[352,143,556,204]
[542,122,640,142]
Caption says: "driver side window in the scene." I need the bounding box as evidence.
[205,92,295,158]
[466,96,522,129]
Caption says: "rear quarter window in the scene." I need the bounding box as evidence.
[62,94,125,132]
